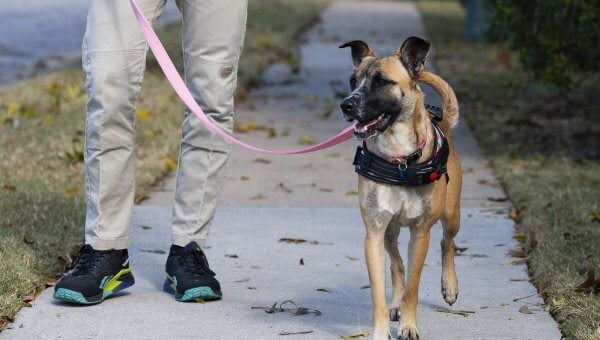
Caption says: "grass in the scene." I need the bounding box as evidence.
[0,0,331,327]
[417,1,600,339]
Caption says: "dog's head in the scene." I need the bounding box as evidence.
[339,37,431,139]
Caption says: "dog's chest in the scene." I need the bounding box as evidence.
[362,182,434,226]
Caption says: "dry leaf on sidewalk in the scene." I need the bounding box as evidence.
[340,332,369,339]
[252,300,321,316]
[433,307,475,317]
[519,306,533,314]
[279,330,313,335]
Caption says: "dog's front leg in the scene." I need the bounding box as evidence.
[364,212,393,340]
[399,225,432,340]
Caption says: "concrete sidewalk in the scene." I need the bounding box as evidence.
[4,1,561,339]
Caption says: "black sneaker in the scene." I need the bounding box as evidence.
[53,245,135,304]
[163,241,222,302]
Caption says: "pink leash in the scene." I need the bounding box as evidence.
[130,0,355,155]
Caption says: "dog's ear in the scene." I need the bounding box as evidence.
[397,36,431,78]
[339,40,374,67]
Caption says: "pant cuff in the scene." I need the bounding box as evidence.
[171,234,207,249]
[85,235,130,250]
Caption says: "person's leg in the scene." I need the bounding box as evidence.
[55,0,168,304]
[171,0,248,248]
[83,0,167,250]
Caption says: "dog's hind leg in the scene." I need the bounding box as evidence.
[399,224,432,340]
[364,211,393,340]
[384,223,404,322]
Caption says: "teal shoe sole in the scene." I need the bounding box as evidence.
[53,270,134,305]
[163,279,222,302]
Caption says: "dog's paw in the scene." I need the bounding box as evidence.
[441,276,459,306]
[399,324,419,340]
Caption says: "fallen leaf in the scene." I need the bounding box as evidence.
[587,210,600,223]
[279,238,307,244]
[22,234,35,245]
[359,284,370,289]
[346,255,358,261]
[240,176,250,181]
[574,256,599,293]
[165,158,178,171]
[513,293,538,302]
[478,179,490,185]
[316,288,332,292]
[454,246,468,253]
[225,254,239,258]
[267,127,277,138]
[247,287,257,290]
[234,121,263,133]
[518,306,533,314]
[345,190,358,196]
[136,108,149,121]
[509,278,528,282]
[234,278,250,283]
[252,300,321,317]
[279,331,314,336]
[433,307,475,317]
[278,182,293,193]
[340,332,369,339]
[2,184,16,192]
[251,194,267,200]
[551,298,565,308]
[298,135,316,145]
[140,225,152,230]
[140,249,166,254]
[254,158,271,164]
[505,257,530,265]
[513,233,526,241]
[299,258,304,265]
[487,196,509,202]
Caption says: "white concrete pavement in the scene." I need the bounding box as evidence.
[3,1,561,339]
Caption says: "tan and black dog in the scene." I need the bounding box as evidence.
[339,37,461,340]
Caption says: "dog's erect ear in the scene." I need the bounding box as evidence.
[397,36,431,78]
[339,40,374,67]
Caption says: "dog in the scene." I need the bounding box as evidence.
[339,36,462,340]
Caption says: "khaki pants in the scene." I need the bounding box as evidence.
[83,0,247,250]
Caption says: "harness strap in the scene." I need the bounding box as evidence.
[353,121,449,186]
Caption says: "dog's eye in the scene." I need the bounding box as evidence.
[349,76,357,90]
[374,77,394,88]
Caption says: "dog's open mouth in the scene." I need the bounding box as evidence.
[354,113,393,139]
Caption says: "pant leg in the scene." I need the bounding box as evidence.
[171,0,248,248]
[83,0,167,250]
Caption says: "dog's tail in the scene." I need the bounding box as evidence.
[419,71,459,128]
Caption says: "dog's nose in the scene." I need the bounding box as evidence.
[340,96,357,116]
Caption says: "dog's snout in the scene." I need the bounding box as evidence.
[340,96,359,119]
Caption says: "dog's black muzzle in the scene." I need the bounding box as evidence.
[340,94,360,122]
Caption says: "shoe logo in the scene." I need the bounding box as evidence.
[166,273,178,291]
[122,258,129,267]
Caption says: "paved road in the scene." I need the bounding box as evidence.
[3,1,561,339]
[0,0,179,86]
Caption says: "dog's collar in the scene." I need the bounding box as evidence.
[353,120,449,186]
[368,137,427,167]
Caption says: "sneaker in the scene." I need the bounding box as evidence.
[163,241,222,302]
[53,245,134,304]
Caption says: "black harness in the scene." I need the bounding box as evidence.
[353,119,450,187]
